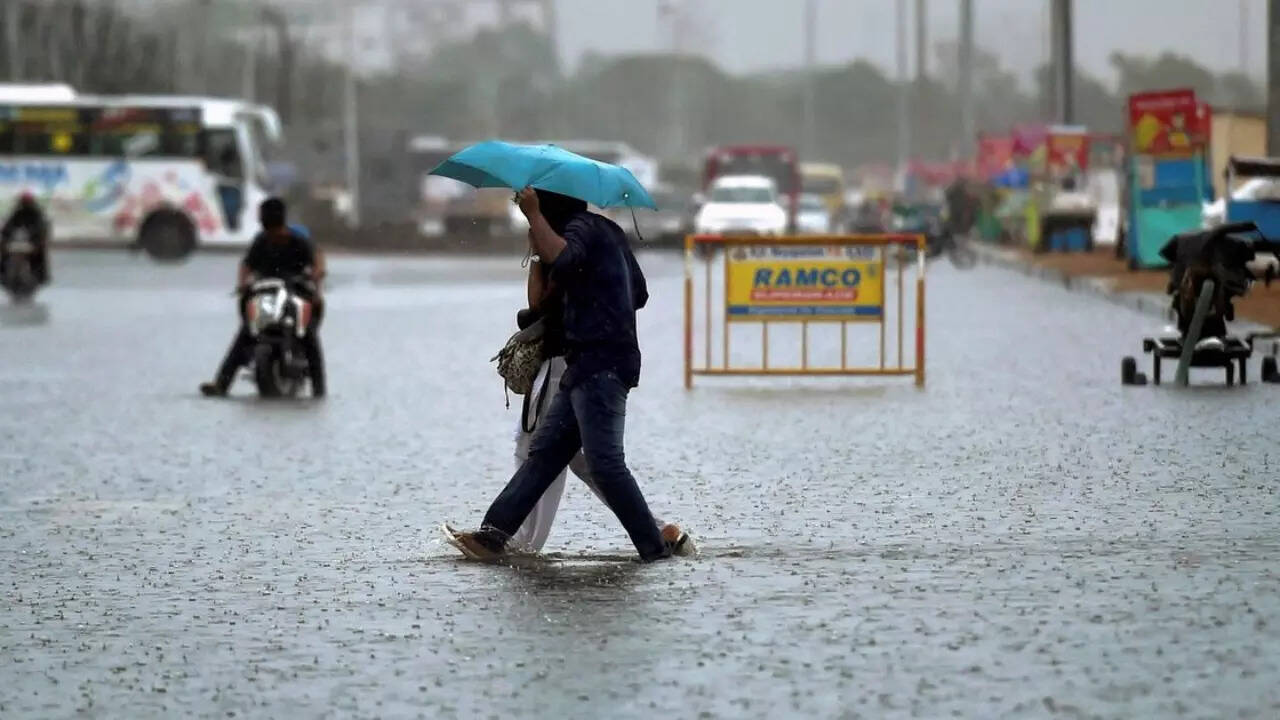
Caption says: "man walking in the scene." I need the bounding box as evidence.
[448,187,676,562]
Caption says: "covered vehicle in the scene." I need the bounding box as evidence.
[1121,221,1280,387]
[1159,222,1261,339]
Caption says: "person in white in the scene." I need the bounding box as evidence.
[507,252,693,555]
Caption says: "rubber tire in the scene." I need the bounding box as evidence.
[254,344,283,398]
[137,208,197,262]
[1121,356,1137,385]
[949,239,978,269]
[3,256,37,302]
[1263,356,1278,382]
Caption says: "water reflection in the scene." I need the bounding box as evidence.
[0,302,50,327]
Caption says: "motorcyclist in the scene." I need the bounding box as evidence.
[1,192,51,285]
[200,197,327,398]
[943,178,977,238]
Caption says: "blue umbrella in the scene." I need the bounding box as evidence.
[429,140,657,210]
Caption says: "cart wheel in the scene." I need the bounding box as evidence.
[1263,356,1279,383]
[1121,356,1138,385]
[1152,355,1162,385]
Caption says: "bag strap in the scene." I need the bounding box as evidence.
[521,363,554,433]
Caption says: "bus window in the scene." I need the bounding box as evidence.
[10,124,86,155]
[202,129,243,180]
[202,128,245,230]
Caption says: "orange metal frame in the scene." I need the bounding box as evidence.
[683,233,927,388]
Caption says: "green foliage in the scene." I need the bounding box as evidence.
[2,1,1266,170]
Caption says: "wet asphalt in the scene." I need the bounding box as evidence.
[1,248,1277,719]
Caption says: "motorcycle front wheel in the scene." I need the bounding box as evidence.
[253,344,302,398]
[3,254,38,302]
[948,235,979,269]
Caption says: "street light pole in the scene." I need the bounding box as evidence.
[343,0,361,227]
[659,0,686,159]
[802,0,817,160]
[1052,0,1074,124]
[896,0,909,178]
[1269,0,1280,154]
[5,0,20,80]
[957,0,974,157]
[914,0,926,83]
[242,9,258,102]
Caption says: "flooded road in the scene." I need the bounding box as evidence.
[2,249,1278,718]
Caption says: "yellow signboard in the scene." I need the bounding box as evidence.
[725,244,883,322]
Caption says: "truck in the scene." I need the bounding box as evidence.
[702,145,799,232]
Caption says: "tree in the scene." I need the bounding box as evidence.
[1109,51,1216,100]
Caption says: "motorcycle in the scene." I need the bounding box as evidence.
[2,228,40,302]
[244,275,316,398]
[887,204,977,269]
[924,225,978,269]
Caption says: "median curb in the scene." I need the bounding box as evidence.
[972,243,1176,322]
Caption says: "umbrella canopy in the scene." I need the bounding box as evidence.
[428,140,657,210]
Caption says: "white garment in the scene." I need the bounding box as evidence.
[509,356,663,551]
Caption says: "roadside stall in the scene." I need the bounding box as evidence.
[1124,89,1212,269]
[975,134,1015,244]
[1037,125,1095,253]
[1011,124,1046,248]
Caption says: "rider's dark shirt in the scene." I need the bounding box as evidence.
[243,229,314,278]
[1,205,48,246]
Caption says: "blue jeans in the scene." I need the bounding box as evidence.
[480,370,668,561]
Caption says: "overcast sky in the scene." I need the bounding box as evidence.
[555,0,1267,88]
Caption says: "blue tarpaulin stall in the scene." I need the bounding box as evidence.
[1224,156,1280,240]
[1127,153,1212,269]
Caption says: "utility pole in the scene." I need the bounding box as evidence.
[1051,0,1074,124]
[343,0,361,227]
[1240,0,1249,75]
[659,0,686,159]
[541,0,558,71]
[914,0,926,83]
[896,0,909,177]
[802,0,817,160]
[5,0,20,80]
[957,0,974,156]
[242,6,258,102]
[1269,0,1280,154]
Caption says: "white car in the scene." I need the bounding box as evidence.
[694,175,788,235]
[796,194,832,234]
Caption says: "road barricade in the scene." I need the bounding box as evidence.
[683,234,926,388]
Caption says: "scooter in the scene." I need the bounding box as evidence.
[244,275,315,398]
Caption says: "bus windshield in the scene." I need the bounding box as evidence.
[802,176,841,196]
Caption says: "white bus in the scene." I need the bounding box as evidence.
[0,83,282,259]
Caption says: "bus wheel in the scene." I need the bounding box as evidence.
[138,209,197,262]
